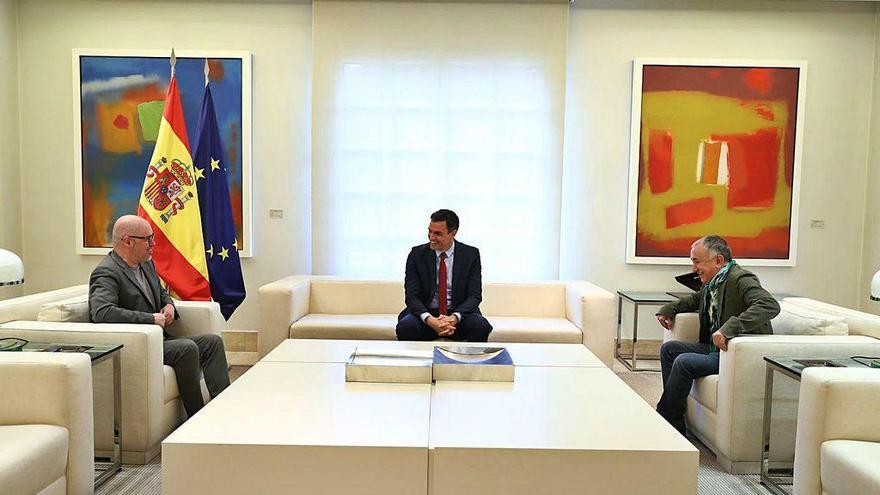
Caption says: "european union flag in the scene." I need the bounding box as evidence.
[192,82,245,320]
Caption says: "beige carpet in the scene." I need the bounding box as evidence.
[96,363,772,495]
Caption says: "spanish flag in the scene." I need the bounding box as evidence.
[137,76,212,300]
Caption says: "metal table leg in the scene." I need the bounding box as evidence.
[632,304,640,370]
[761,362,794,495]
[615,295,623,360]
[94,351,123,487]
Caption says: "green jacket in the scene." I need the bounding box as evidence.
[658,265,780,344]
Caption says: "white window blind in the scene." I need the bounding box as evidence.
[312,1,568,280]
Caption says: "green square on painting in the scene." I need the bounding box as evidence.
[137,100,165,142]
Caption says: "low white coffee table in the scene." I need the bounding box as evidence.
[163,339,697,494]
[262,338,606,367]
[163,360,431,494]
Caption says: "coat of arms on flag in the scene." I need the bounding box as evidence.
[144,156,197,223]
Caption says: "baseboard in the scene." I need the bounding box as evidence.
[227,351,259,366]
[222,330,258,353]
[95,442,161,465]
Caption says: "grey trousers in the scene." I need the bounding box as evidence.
[164,334,230,418]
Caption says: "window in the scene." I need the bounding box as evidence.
[324,58,561,280]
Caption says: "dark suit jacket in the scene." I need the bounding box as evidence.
[89,251,176,326]
[658,265,780,344]
[399,241,483,320]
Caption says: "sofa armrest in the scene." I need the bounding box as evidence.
[713,335,880,466]
[169,300,224,338]
[565,281,616,367]
[793,368,880,495]
[0,320,166,455]
[258,276,312,358]
[0,352,94,495]
[664,313,700,344]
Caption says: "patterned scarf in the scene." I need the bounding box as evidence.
[705,260,736,351]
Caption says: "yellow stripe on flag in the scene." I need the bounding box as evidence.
[139,116,209,282]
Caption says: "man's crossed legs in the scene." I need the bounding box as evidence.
[656,340,719,435]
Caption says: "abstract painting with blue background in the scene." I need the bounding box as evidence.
[79,55,244,249]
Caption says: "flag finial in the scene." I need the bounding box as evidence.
[204,58,210,87]
[170,48,176,77]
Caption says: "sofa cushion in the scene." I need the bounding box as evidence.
[164,365,179,403]
[784,297,880,340]
[690,374,718,412]
[0,285,88,324]
[309,281,404,315]
[486,316,581,344]
[481,283,566,317]
[821,440,880,495]
[0,424,68,495]
[771,302,849,336]
[291,314,399,340]
[37,295,90,323]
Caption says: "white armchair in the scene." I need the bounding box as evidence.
[794,367,880,495]
[0,286,225,464]
[0,352,94,495]
[664,305,880,474]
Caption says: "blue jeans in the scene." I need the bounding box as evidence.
[656,340,719,433]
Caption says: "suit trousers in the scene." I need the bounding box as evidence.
[164,334,230,418]
[655,340,719,434]
[396,310,492,342]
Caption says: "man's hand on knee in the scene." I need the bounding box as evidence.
[428,316,455,337]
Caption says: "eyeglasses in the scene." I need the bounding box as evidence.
[127,234,155,244]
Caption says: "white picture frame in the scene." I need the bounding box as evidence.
[625,57,807,266]
[72,49,253,257]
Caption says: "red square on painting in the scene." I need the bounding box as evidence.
[714,128,780,209]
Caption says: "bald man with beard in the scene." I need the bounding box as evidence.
[88,215,230,418]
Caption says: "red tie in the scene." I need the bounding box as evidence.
[439,252,448,316]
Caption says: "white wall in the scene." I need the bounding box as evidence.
[561,1,877,317]
[0,0,21,300]
[860,6,880,314]
[15,0,312,328]
[9,0,880,330]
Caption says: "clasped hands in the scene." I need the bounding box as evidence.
[656,314,728,351]
[152,304,176,327]
[428,314,459,337]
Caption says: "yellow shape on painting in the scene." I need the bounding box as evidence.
[96,100,142,154]
[638,91,792,241]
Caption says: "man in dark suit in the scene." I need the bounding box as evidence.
[89,215,229,418]
[655,235,780,435]
[396,209,492,342]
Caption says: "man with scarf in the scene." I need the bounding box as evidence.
[654,235,780,435]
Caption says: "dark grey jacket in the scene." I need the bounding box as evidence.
[89,251,176,325]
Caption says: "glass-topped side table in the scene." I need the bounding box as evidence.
[761,356,870,495]
[22,342,123,488]
[615,291,676,371]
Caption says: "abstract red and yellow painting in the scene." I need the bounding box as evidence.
[626,59,806,265]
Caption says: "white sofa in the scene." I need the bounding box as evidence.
[794,367,880,495]
[0,352,94,495]
[259,276,617,366]
[0,285,225,464]
[665,297,880,474]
